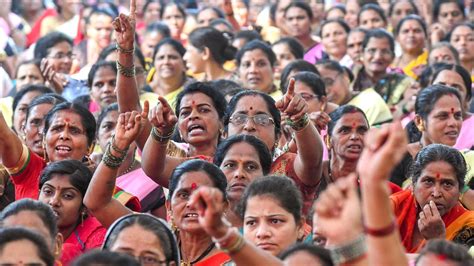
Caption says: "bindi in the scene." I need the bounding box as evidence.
[435,173,440,179]
[249,106,253,110]
[191,183,198,190]
[451,108,455,114]
[64,118,70,123]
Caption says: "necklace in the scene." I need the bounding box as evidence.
[120,159,137,176]
[179,242,215,266]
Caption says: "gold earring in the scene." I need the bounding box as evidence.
[417,121,425,132]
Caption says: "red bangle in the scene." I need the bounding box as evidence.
[364,221,396,237]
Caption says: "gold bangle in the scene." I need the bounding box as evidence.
[151,127,174,143]
[116,43,134,54]
[116,60,135,77]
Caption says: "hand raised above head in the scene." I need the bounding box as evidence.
[113,0,136,50]
[148,96,177,136]
[114,111,142,150]
[276,78,308,121]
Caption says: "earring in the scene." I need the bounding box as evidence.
[325,135,331,150]
[417,121,425,132]
[42,138,49,162]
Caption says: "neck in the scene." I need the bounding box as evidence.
[298,34,317,50]
[187,139,217,157]
[330,156,358,180]
[25,10,42,24]
[226,199,243,228]
[205,61,229,81]
[59,221,78,241]
[461,60,474,74]
[152,74,184,95]
[397,51,420,67]
[179,230,214,263]
[365,69,385,83]
[60,9,74,21]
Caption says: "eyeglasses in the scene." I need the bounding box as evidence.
[298,92,319,101]
[137,255,168,265]
[48,52,75,60]
[321,72,343,87]
[364,48,393,57]
[230,113,275,127]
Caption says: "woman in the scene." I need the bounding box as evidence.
[391,144,474,252]
[390,85,464,186]
[196,6,224,27]
[279,243,333,265]
[434,0,465,33]
[284,2,322,64]
[388,0,418,33]
[0,228,55,266]
[346,28,368,68]
[184,27,236,81]
[136,0,163,36]
[428,42,460,65]
[272,37,305,81]
[10,85,52,134]
[326,4,346,21]
[102,213,179,265]
[139,22,170,65]
[320,19,351,67]
[344,0,360,29]
[393,15,428,79]
[161,1,187,44]
[213,134,272,227]
[236,40,281,99]
[0,101,96,200]
[449,23,474,79]
[357,4,387,30]
[15,59,45,91]
[430,64,473,150]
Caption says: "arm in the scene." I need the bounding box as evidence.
[83,112,141,228]
[358,121,408,266]
[0,111,24,168]
[461,189,474,210]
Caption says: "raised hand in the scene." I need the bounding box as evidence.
[276,78,308,121]
[40,58,67,93]
[113,0,136,50]
[357,121,408,182]
[309,111,331,133]
[418,201,446,240]
[148,96,177,136]
[188,186,229,238]
[114,111,142,150]
[313,174,362,246]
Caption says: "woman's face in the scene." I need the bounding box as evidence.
[183,44,205,74]
[450,25,474,63]
[197,8,220,27]
[238,49,274,93]
[414,160,460,216]
[294,80,325,113]
[420,95,463,146]
[397,19,426,54]
[110,224,168,265]
[321,22,348,59]
[87,13,113,49]
[16,64,44,90]
[24,103,53,157]
[154,44,185,80]
[347,31,365,63]
[283,250,326,266]
[432,69,469,109]
[162,5,185,39]
[97,110,118,152]
[177,93,221,146]
[328,112,369,162]
[45,110,90,162]
[428,46,457,65]
[359,9,385,30]
[0,240,47,265]
[141,31,166,59]
[144,2,161,23]
[220,142,264,203]
[227,95,276,152]
[316,66,351,105]
[170,171,215,232]
[362,37,394,78]
[437,2,463,32]
[38,174,83,230]
[275,0,292,32]
[285,7,312,39]
[47,41,73,74]
[390,1,416,30]
[90,66,117,108]
[344,0,360,28]
[326,8,345,20]
[243,195,301,256]
[13,91,42,134]
[272,43,296,79]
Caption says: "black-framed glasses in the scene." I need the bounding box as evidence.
[230,113,275,127]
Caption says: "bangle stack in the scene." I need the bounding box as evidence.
[102,139,128,169]
[116,43,135,54]
[151,127,174,143]
[213,227,245,255]
[286,113,310,131]
[329,234,367,265]
[116,60,135,77]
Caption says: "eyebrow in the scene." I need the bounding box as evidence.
[180,103,212,110]
[245,214,287,219]
[43,183,80,192]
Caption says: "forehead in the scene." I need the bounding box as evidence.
[235,95,271,113]
[316,66,338,77]
[180,92,214,108]
[50,110,84,126]
[394,1,413,10]
[420,161,457,181]
[322,22,344,33]
[334,112,368,128]
[43,174,75,188]
[245,195,291,216]
[199,8,219,18]
[241,49,270,62]
[272,43,290,52]
[348,31,365,41]
[431,46,453,55]
[89,13,113,24]
[294,80,314,94]
[361,9,381,18]
[2,211,51,239]
[366,37,391,48]
[157,44,180,56]
[431,94,462,110]
[400,19,423,30]
[452,25,473,35]
[94,67,116,79]
[19,91,42,104]
[223,142,260,161]
[163,5,182,16]
[49,41,72,53]
[18,64,41,74]
[101,110,119,124]
[29,103,53,118]
[177,171,214,188]
[433,70,464,86]
[440,2,461,11]
[286,6,308,16]
[113,224,163,249]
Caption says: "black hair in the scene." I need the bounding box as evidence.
[168,159,228,200]
[39,160,92,198]
[102,213,179,265]
[411,144,466,190]
[25,93,67,124]
[418,63,446,89]
[448,22,474,45]
[415,84,462,120]
[284,1,313,21]
[394,14,427,37]
[175,82,227,120]
[209,79,244,100]
[143,0,163,14]
[279,243,334,266]
[188,27,236,65]
[86,6,116,25]
[290,72,326,99]
[272,37,305,59]
[358,3,387,25]
[238,175,303,224]
[430,64,472,101]
[87,60,117,88]
[429,42,460,65]
[280,60,319,92]
[12,85,53,115]
[415,239,473,264]
[315,59,346,75]
[0,228,55,266]
[327,105,369,136]
[160,1,186,20]
[224,90,281,139]
[434,0,465,22]
[233,30,262,45]
[326,4,347,17]
[197,6,225,21]
[44,102,96,147]
[152,38,186,63]
[145,22,171,38]
[210,18,234,32]
[236,40,276,68]
[388,0,418,17]
[214,134,272,175]
[97,44,146,70]
[71,250,140,266]
[34,32,73,60]
[362,29,395,54]
[96,103,119,134]
[320,19,351,38]
[0,199,58,242]
[15,58,42,79]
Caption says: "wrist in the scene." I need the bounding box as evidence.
[329,234,367,265]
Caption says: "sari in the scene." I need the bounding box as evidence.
[195,252,231,266]
[398,51,428,79]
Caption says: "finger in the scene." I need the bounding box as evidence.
[429,200,441,218]
[130,0,136,19]
[423,203,433,218]
[141,100,150,119]
[285,96,302,115]
[365,126,389,151]
[286,78,295,96]
[112,18,121,32]
[119,14,128,32]
[118,113,126,127]
[157,96,173,113]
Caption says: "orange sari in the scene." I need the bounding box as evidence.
[391,189,474,252]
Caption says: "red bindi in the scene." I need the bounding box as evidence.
[191,183,197,190]
[451,108,455,114]
[249,106,253,110]
[436,173,440,178]
[65,118,70,122]
[436,254,447,261]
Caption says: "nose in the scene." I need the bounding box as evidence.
[48,192,60,207]
[233,165,247,180]
[255,223,271,239]
[248,62,258,73]
[432,185,442,198]
[59,127,71,140]
[243,118,256,132]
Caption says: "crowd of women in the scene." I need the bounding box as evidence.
[0,0,473,265]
